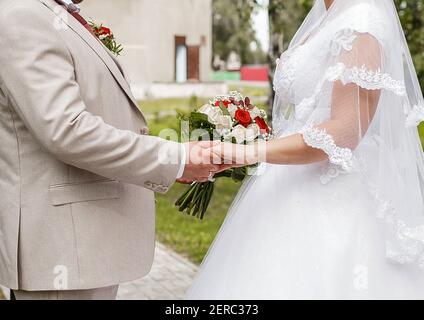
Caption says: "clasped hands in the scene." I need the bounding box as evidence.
[177,141,263,184]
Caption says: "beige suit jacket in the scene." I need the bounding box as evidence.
[0,0,183,290]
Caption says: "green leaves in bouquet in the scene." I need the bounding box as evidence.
[215,167,247,182]
[178,111,215,140]
[218,101,231,117]
[231,167,247,182]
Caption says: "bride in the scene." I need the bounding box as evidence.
[187,0,424,300]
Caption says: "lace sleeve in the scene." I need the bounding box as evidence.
[299,31,392,171]
[300,124,355,172]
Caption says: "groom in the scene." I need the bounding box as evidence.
[0,0,224,300]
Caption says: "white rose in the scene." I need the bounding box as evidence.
[198,104,213,115]
[198,104,223,125]
[231,124,247,144]
[216,116,233,129]
[227,104,238,118]
[249,107,261,120]
[215,116,233,137]
[208,108,224,125]
[246,124,260,142]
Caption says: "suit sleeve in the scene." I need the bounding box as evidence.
[0,3,182,192]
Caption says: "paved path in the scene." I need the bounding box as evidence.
[118,242,198,300]
[0,242,198,300]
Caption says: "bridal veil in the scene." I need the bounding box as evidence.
[272,0,424,269]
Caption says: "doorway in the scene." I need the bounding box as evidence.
[175,36,187,83]
[187,45,200,81]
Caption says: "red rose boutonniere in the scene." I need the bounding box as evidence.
[89,20,123,56]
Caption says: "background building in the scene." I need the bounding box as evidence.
[81,0,214,97]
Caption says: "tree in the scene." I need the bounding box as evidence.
[395,0,424,90]
[213,0,263,65]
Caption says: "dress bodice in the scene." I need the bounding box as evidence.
[272,29,334,137]
[275,42,323,106]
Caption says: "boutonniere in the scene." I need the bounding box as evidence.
[88,20,123,56]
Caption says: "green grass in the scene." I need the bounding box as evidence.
[155,179,241,264]
[148,115,182,137]
[419,123,424,143]
[139,97,208,115]
[229,84,270,98]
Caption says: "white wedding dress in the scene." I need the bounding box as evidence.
[187,0,424,300]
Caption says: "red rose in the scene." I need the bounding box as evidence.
[255,117,270,134]
[223,100,231,108]
[100,26,111,35]
[235,109,252,127]
[214,101,221,107]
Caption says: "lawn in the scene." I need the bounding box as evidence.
[139,97,208,115]
[419,123,424,143]
[155,178,241,264]
[228,84,270,98]
[140,85,269,115]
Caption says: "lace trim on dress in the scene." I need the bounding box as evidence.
[369,187,424,268]
[295,63,407,121]
[300,124,355,172]
[338,65,407,96]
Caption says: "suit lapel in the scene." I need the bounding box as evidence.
[39,0,146,121]
[104,46,130,82]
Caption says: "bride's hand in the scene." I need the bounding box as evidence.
[211,142,261,166]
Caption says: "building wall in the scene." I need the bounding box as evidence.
[81,0,212,85]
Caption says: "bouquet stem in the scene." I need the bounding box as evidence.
[175,181,215,219]
[175,168,248,219]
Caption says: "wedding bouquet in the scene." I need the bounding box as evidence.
[175,92,272,219]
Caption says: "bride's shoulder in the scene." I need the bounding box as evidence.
[329,3,389,43]
[345,2,381,15]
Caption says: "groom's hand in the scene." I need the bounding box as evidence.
[178,141,223,183]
